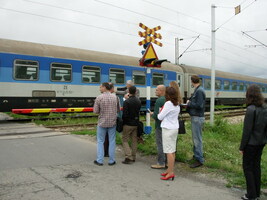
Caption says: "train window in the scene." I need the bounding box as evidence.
[244,83,250,91]
[239,82,244,91]
[82,66,100,83]
[204,79,211,90]
[109,68,125,84]
[50,63,72,82]
[232,82,237,91]
[152,73,164,86]
[14,59,38,81]
[224,80,230,90]
[261,86,266,93]
[215,80,221,90]
[132,71,146,85]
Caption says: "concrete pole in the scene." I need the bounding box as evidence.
[175,38,179,65]
[145,67,152,134]
[210,4,216,125]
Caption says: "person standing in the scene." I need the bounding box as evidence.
[186,75,206,168]
[239,84,267,200]
[158,87,181,180]
[116,80,140,99]
[121,86,141,164]
[150,85,166,169]
[103,82,121,157]
[93,82,119,166]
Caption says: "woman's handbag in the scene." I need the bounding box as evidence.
[178,113,186,134]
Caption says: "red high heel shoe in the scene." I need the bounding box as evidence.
[160,174,175,181]
[161,172,168,176]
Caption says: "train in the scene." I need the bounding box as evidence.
[0,38,266,113]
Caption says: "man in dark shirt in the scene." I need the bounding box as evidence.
[149,85,166,169]
[122,86,141,164]
[186,75,206,168]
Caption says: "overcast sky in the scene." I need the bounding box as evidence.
[1,0,267,79]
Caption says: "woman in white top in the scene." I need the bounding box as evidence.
[158,86,181,180]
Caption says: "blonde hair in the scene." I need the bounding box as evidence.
[169,81,182,105]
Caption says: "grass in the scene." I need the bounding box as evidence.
[70,115,267,189]
[176,115,267,188]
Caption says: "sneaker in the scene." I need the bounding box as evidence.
[151,164,166,169]
[108,161,116,166]
[241,194,249,200]
[94,160,103,166]
[189,160,203,168]
[241,194,258,200]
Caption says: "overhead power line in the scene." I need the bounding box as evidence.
[179,35,200,58]
[0,6,136,37]
[215,0,257,31]
[2,2,266,72]
[242,31,267,47]
[101,0,263,62]
[24,0,194,43]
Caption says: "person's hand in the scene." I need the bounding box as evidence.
[186,100,190,104]
[239,151,243,155]
[149,111,154,116]
[124,93,129,99]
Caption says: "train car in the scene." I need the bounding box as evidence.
[181,64,267,105]
[0,38,183,112]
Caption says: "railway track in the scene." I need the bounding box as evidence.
[43,109,246,132]
[8,107,246,123]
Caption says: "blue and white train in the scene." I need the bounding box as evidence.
[0,38,266,112]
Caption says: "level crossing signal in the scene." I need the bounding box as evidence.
[138,23,163,47]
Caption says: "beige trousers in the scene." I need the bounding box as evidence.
[122,125,138,160]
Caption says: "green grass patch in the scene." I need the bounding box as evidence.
[177,115,267,189]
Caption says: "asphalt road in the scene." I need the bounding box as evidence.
[0,128,250,200]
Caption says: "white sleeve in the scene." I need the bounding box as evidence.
[158,101,171,121]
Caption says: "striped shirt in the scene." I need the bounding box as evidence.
[93,92,119,127]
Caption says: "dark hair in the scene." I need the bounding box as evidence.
[246,84,264,107]
[129,86,136,95]
[191,75,200,84]
[102,82,111,90]
[108,82,114,90]
[165,87,178,106]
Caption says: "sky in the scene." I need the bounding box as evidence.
[0,0,267,79]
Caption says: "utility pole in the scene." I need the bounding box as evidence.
[210,4,216,125]
[175,38,179,65]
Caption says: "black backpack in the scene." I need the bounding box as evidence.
[137,121,145,137]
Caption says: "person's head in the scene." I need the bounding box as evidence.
[165,86,178,106]
[126,80,133,88]
[128,86,136,96]
[155,85,165,97]
[191,75,201,87]
[246,84,264,107]
[169,81,182,104]
[169,81,179,92]
[108,82,115,93]
[100,82,111,93]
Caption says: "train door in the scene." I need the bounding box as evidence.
[188,75,195,98]
[176,73,184,99]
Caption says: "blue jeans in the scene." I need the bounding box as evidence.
[96,125,116,164]
[191,116,205,164]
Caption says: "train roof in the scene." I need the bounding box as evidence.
[180,64,267,84]
[0,38,183,73]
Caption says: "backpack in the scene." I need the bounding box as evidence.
[137,121,145,137]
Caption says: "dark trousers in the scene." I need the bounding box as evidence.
[243,144,265,199]
[104,132,109,157]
